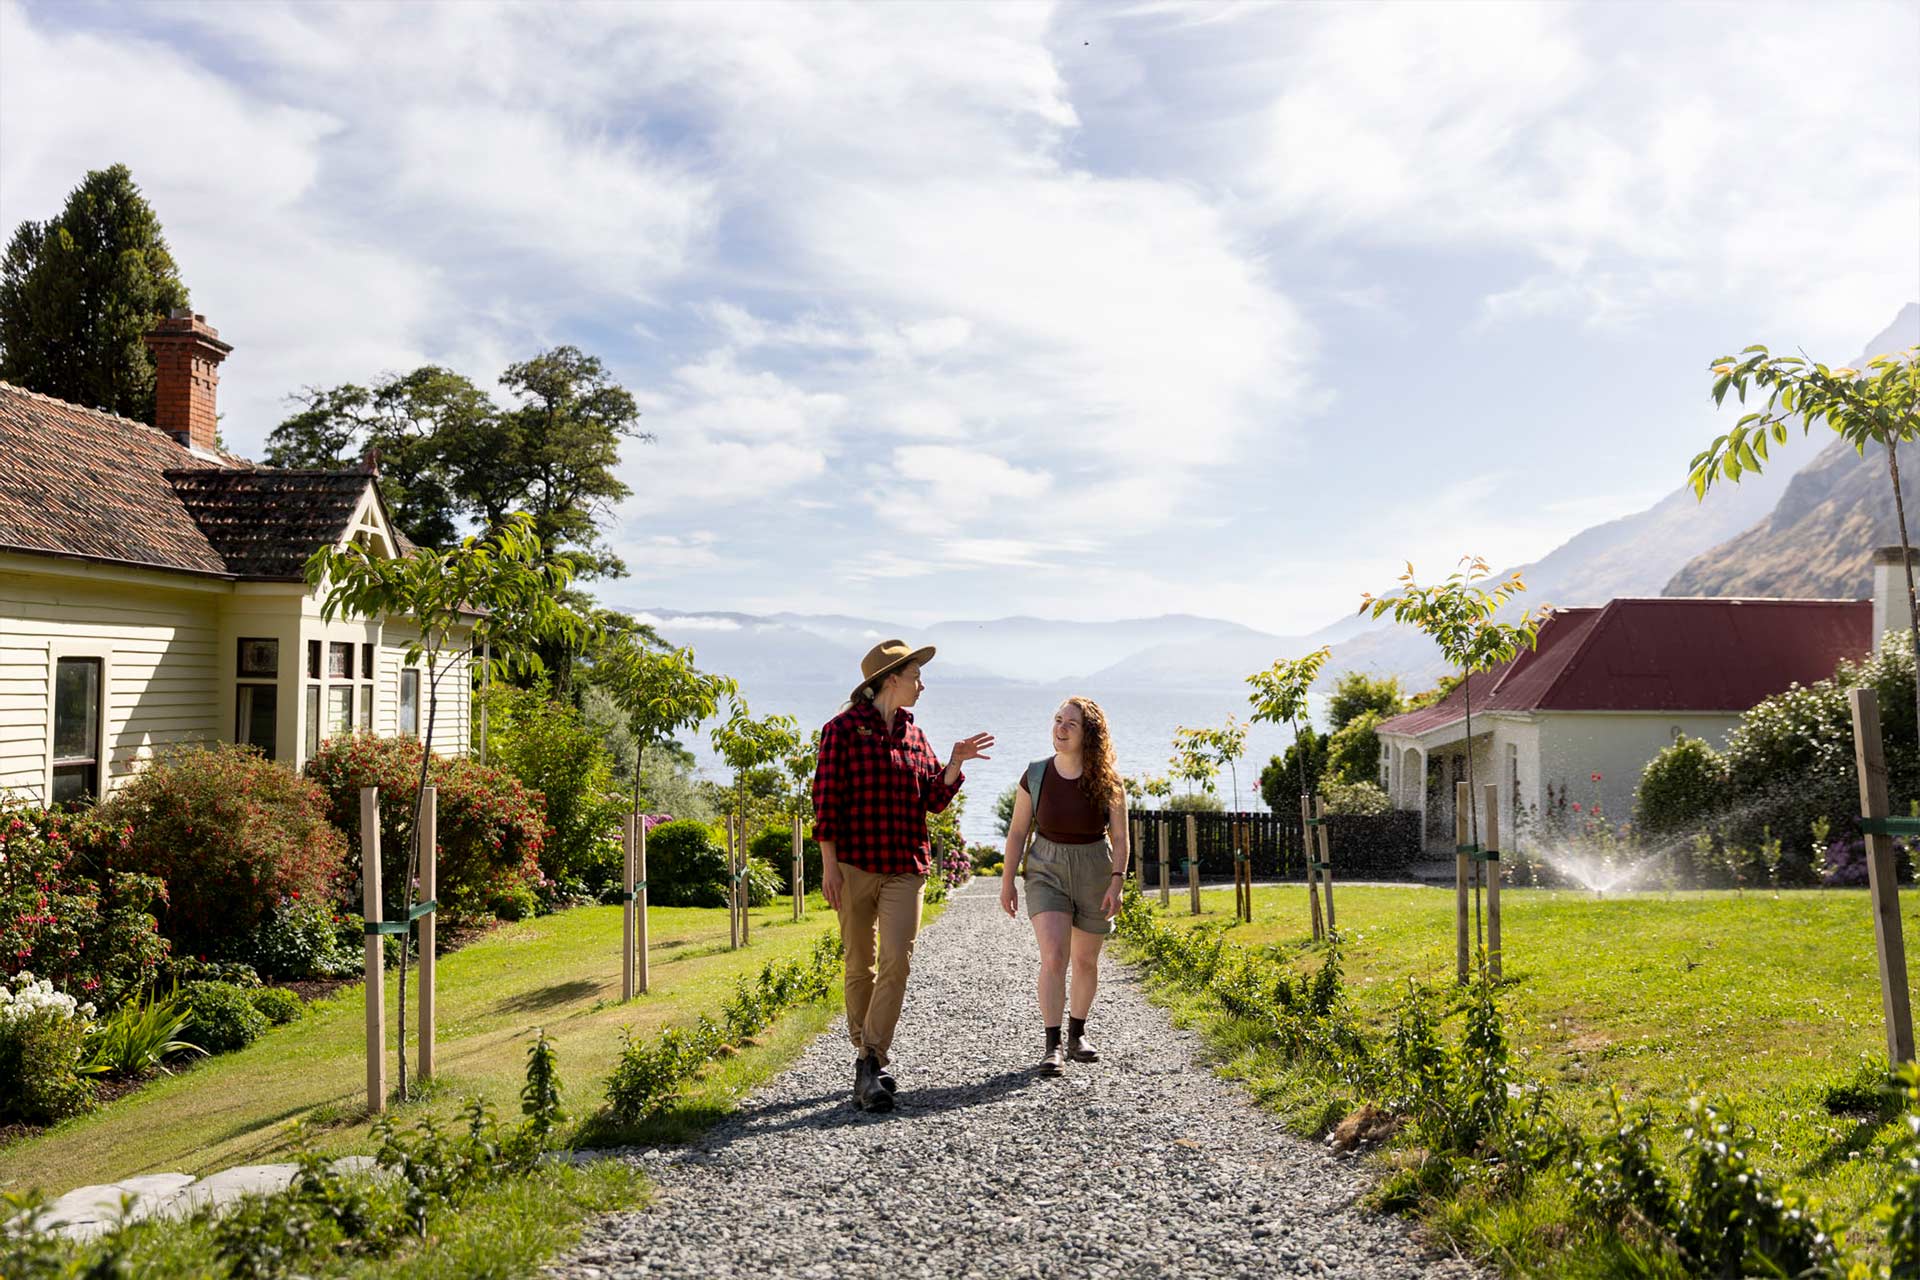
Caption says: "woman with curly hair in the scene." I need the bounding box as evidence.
[999,695,1130,1076]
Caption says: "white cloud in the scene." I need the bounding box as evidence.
[627,611,739,632]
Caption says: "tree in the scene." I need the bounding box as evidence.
[1168,726,1219,799]
[592,636,735,833]
[712,700,802,919]
[1361,557,1548,970]
[449,346,650,579]
[1325,708,1389,786]
[1247,645,1332,822]
[995,782,1019,838]
[1327,671,1404,733]
[1260,731,1327,812]
[265,368,491,547]
[308,512,591,1102]
[1692,344,1920,743]
[0,164,190,423]
[1191,717,1249,811]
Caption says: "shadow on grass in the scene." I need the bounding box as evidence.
[493,980,603,1015]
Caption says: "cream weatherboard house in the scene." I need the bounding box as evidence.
[0,311,469,807]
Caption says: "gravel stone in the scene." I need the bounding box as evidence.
[548,882,1483,1279]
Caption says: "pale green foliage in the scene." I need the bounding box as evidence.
[1246,645,1331,731]
[1693,344,1920,496]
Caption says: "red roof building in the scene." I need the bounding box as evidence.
[1375,597,1873,853]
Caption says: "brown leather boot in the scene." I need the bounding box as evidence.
[857,1051,894,1112]
[1067,1016,1098,1063]
[1039,1028,1065,1076]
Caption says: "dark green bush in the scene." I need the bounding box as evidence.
[249,987,305,1027]
[642,820,731,907]
[1260,730,1327,811]
[1634,734,1728,840]
[748,824,820,892]
[1325,710,1389,786]
[233,898,361,981]
[182,979,269,1054]
[481,685,627,900]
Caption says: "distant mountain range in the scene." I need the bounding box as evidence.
[637,304,1918,695]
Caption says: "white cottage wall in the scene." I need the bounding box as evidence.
[1534,712,1742,831]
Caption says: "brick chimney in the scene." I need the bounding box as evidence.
[142,309,232,452]
[1874,545,1918,653]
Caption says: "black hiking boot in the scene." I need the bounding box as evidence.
[857,1050,894,1112]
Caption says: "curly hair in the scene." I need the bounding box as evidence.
[1062,696,1122,812]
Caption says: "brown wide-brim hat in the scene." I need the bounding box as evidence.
[852,638,936,705]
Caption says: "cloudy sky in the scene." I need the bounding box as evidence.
[3,0,1916,635]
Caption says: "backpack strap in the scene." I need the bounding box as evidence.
[1022,758,1050,855]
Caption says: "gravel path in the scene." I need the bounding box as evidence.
[549,882,1482,1280]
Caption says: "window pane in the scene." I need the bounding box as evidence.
[358,684,372,731]
[306,685,320,758]
[53,658,100,761]
[237,685,277,758]
[361,643,374,680]
[328,642,353,679]
[237,638,278,678]
[52,763,94,806]
[307,640,321,679]
[399,669,420,737]
[328,685,353,736]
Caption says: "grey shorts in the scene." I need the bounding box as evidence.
[1022,835,1116,935]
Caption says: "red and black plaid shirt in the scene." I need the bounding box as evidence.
[811,700,963,876]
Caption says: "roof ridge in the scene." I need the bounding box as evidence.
[0,380,252,467]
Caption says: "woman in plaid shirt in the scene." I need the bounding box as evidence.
[813,638,993,1112]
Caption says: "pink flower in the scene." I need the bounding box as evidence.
[1571,803,1582,813]
[1590,772,1603,783]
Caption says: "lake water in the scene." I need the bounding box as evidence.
[687,681,1328,844]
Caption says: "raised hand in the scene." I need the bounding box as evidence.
[948,731,995,769]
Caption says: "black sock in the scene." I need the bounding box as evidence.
[1044,1025,1062,1050]
[1068,1016,1087,1040]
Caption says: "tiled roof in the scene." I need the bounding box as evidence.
[1377,597,1873,738]
[0,381,373,581]
[166,469,372,579]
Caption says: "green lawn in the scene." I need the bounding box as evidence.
[0,895,845,1196]
[1134,883,1920,1269]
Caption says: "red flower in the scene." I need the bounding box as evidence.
[1571,803,1582,813]
[1590,772,1603,783]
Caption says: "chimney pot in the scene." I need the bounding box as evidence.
[143,312,233,453]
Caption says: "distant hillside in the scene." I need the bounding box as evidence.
[1664,304,1920,600]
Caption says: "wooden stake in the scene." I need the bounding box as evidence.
[1187,812,1201,915]
[1454,780,1470,985]
[740,812,751,948]
[637,816,650,994]
[621,814,635,1002]
[1300,794,1324,941]
[726,815,740,950]
[418,786,435,1082]
[792,814,804,921]
[1314,797,1336,935]
[1483,782,1502,981]
[360,787,385,1114]
[1159,817,1171,907]
[1850,687,1915,1064]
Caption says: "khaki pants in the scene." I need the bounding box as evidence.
[837,863,925,1067]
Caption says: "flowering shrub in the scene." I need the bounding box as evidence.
[935,844,971,890]
[305,735,548,923]
[98,745,347,957]
[1318,780,1393,817]
[0,806,170,1009]
[0,971,98,1123]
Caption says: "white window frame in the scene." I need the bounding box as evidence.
[45,641,111,805]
